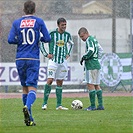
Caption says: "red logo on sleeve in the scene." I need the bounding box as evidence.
[20,19,36,28]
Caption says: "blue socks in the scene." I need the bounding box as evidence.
[26,90,36,110]
[22,90,36,121]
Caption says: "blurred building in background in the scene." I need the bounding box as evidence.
[0,0,131,62]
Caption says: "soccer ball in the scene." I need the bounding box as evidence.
[71,100,83,110]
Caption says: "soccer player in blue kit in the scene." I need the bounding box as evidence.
[8,0,51,126]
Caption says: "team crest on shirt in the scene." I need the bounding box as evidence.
[20,19,36,28]
[56,40,64,47]
[100,53,123,87]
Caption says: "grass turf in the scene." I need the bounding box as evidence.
[0,96,132,133]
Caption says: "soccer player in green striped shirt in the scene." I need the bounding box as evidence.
[78,27,104,111]
[40,18,74,110]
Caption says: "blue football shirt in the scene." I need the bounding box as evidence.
[8,15,51,59]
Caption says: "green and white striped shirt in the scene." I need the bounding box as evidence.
[40,28,74,64]
[83,36,101,70]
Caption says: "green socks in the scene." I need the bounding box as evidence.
[96,89,103,107]
[89,90,96,108]
[43,85,63,107]
[43,84,51,105]
[56,86,62,107]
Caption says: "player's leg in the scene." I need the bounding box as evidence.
[96,86,104,110]
[42,60,56,109]
[22,87,31,126]
[16,60,32,125]
[22,86,28,106]
[86,84,96,110]
[24,86,36,126]
[95,86,104,110]
[55,60,68,110]
[42,79,53,110]
[85,70,96,111]
[22,86,36,125]
[55,80,68,110]
[16,60,28,106]
[24,60,39,126]
[94,69,104,110]
[55,80,63,107]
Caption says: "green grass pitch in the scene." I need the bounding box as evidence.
[0,96,132,133]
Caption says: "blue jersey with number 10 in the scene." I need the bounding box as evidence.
[8,15,51,59]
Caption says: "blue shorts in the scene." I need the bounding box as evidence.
[16,60,40,88]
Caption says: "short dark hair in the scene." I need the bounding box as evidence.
[24,0,36,15]
[78,27,88,35]
[57,18,66,25]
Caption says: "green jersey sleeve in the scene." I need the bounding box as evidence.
[82,38,94,60]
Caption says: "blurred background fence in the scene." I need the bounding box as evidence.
[0,0,132,92]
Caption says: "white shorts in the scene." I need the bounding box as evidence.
[85,69,100,85]
[47,59,68,80]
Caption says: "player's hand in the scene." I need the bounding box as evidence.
[66,55,70,59]
[80,58,84,65]
[47,54,53,59]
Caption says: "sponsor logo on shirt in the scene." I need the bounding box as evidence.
[56,40,64,47]
[20,19,36,28]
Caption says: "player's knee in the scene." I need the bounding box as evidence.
[56,80,63,86]
[47,78,53,85]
